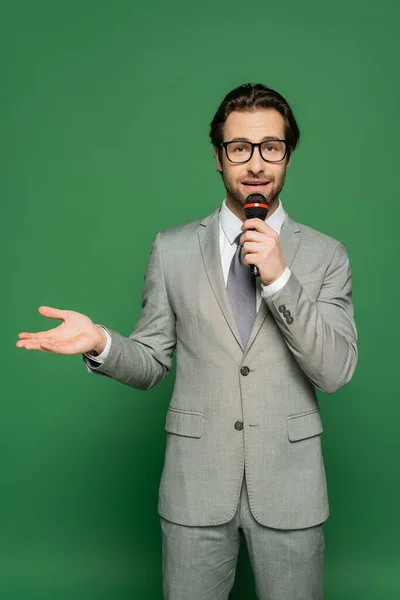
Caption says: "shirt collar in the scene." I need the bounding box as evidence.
[220,197,286,245]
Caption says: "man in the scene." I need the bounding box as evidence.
[16,83,358,599]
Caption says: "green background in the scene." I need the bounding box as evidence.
[3,0,400,598]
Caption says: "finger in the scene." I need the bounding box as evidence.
[241,219,275,234]
[16,334,60,347]
[18,330,59,341]
[240,230,266,244]
[16,340,52,352]
[16,337,50,347]
[242,252,258,266]
[242,242,265,255]
[38,306,68,320]
[18,340,72,354]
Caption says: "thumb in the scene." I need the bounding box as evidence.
[38,306,68,321]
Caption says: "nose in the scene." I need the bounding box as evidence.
[247,145,265,173]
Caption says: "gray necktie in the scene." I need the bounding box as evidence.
[226,233,257,348]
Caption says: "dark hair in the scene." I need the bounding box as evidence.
[209,83,300,171]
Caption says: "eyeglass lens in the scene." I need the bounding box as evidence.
[226,141,286,162]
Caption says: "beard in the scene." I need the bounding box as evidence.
[221,167,287,214]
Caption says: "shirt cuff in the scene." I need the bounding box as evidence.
[261,267,291,299]
[83,325,112,362]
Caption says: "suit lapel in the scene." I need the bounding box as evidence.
[198,207,243,350]
[197,207,301,353]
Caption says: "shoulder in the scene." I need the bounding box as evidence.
[288,212,345,254]
[157,208,218,247]
[286,213,350,272]
[299,221,341,248]
[159,217,205,241]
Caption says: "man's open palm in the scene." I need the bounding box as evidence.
[16,306,103,355]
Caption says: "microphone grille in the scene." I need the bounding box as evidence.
[244,193,269,220]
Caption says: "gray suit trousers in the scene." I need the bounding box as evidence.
[160,469,325,600]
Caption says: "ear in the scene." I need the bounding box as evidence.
[214,146,223,172]
[286,155,291,168]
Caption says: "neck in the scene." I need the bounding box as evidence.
[226,196,279,222]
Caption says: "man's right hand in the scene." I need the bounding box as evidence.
[15,306,107,355]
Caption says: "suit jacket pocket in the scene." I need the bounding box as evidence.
[165,407,203,438]
[286,409,323,442]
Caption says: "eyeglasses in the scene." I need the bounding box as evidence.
[221,139,288,163]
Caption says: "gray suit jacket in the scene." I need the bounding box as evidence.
[83,205,358,529]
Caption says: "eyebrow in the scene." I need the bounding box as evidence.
[229,136,282,142]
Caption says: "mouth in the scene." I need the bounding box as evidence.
[242,181,271,192]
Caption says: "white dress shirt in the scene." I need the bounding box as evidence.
[85,198,291,363]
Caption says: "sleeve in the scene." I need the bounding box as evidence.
[262,242,358,394]
[82,232,177,390]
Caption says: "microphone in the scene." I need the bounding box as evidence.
[243,193,269,277]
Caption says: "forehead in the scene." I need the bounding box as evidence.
[223,109,285,140]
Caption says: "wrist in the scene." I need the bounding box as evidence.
[261,266,286,287]
[92,326,107,355]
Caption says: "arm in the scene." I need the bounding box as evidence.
[262,242,358,394]
[82,233,177,390]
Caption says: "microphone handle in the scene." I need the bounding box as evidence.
[250,264,259,277]
[248,226,259,277]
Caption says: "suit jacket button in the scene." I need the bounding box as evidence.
[283,309,291,317]
[286,316,294,324]
[234,421,244,431]
[278,304,286,312]
[240,366,250,376]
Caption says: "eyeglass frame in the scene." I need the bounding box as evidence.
[220,139,288,163]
